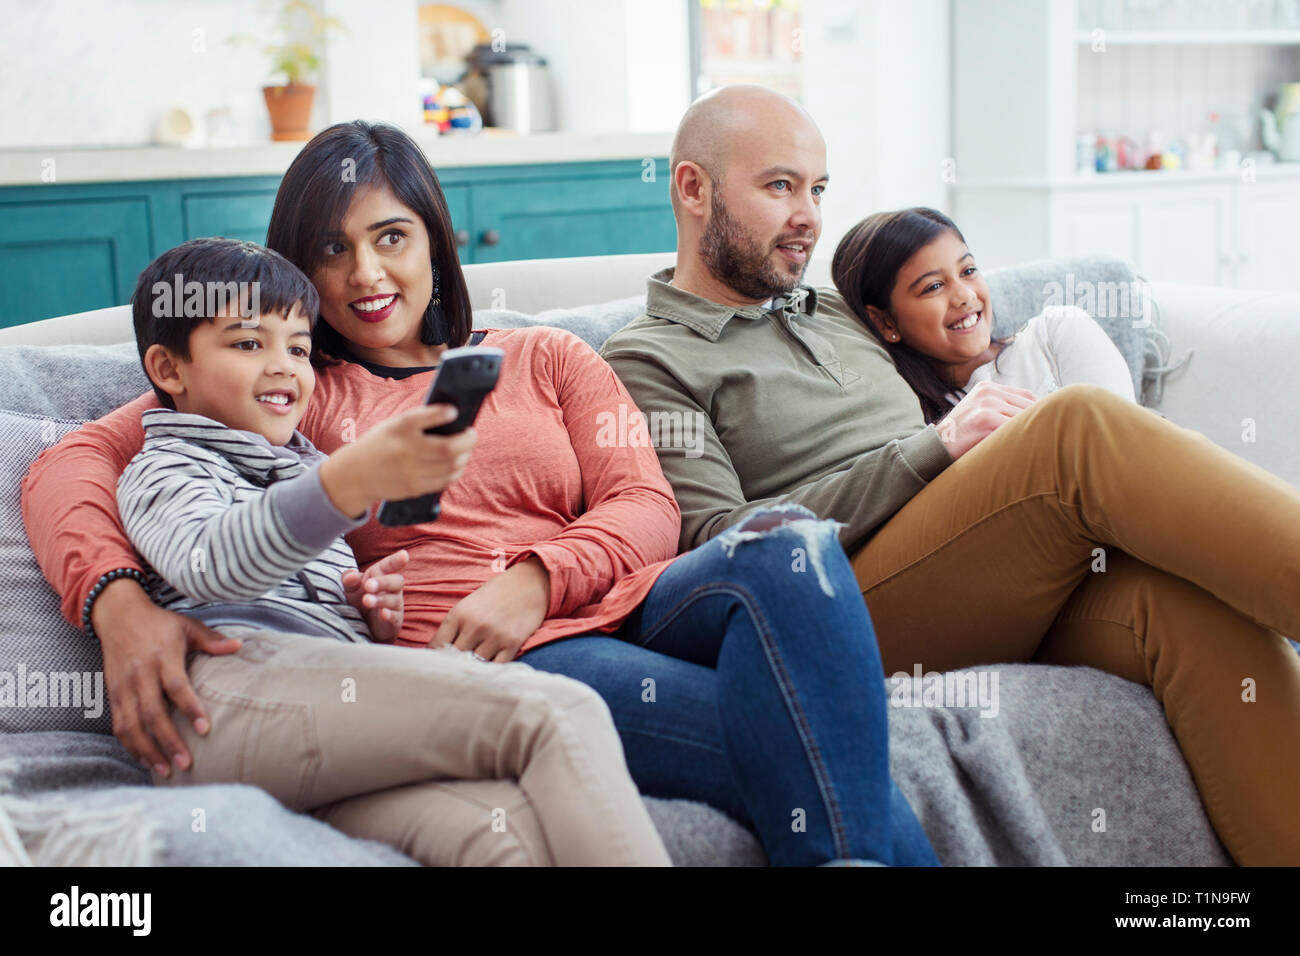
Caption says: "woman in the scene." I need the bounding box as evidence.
[21,121,937,867]
[832,207,1136,423]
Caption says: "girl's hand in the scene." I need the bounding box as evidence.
[936,380,1038,460]
[431,557,550,662]
[342,550,409,643]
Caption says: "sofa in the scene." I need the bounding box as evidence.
[2,250,1295,866]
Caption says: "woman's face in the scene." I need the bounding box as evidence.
[884,230,994,369]
[311,182,436,363]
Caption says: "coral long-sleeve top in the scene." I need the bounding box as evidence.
[21,327,682,654]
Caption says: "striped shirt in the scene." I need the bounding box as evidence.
[116,409,372,643]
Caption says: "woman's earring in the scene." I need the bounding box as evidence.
[426,260,449,345]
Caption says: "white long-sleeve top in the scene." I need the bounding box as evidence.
[116,409,371,643]
[965,305,1137,402]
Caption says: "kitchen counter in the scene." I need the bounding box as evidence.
[0,129,675,186]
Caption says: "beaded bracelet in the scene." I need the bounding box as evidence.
[81,568,146,640]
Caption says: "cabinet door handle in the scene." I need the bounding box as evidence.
[480,229,500,247]
[454,229,470,248]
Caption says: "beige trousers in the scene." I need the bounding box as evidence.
[852,384,1300,866]
[154,627,671,866]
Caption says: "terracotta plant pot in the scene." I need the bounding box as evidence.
[262,82,316,141]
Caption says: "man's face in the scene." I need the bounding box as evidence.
[699,129,827,302]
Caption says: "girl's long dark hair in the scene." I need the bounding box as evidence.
[265,120,472,366]
[831,207,1007,424]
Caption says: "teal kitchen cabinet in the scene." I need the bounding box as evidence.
[442,185,472,259]
[460,160,674,263]
[180,177,282,244]
[0,192,153,329]
[0,160,671,329]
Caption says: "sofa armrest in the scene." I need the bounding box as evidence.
[1147,281,1300,487]
[0,305,134,348]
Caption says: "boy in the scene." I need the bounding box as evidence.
[115,237,670,866]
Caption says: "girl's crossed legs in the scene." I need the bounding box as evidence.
[853,384,1300,865]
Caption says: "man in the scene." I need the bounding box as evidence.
[598,84,1300,866]
[601,84,1029,554]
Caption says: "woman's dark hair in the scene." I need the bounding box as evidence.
[130,237,319,409]
[265,120,472,366]
[831,206,1008,424]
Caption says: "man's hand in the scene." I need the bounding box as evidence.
[431,557,550,663]
[936,381,1039,460]
[342,549,408,643]
[93,578,243,778]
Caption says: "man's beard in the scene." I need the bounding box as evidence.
[699,191,808,301]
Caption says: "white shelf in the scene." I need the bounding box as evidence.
[951,161,1300,190]
[1074,29,1300,45]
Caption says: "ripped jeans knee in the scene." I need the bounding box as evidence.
[716,505,847,598]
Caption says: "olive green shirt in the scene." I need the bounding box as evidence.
[599,267,953,553]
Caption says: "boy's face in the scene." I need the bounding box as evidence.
[154,304,316,445]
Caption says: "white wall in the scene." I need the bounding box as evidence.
[320,0,423,131]
[801,0,951,260]
[0,0,431,149]
[498,0,690,134]
[624,0,693,133]
[1,0,284,148]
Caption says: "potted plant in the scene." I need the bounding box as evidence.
[228,0,346,141]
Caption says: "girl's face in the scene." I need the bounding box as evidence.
[311,182,437,364]
[877,230,994,372]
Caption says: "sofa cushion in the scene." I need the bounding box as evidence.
[984,255,1146,399]
[0,341,149,420]
[0,410,111,733]
[474,295,649,351]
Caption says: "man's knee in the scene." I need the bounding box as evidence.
[726,506,841,549]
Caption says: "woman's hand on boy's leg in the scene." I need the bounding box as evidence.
[342,549,409,643]
[94,579,242,778]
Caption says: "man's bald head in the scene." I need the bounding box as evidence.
[669,85,821,213]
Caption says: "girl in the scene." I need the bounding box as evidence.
[832,207,1136,423]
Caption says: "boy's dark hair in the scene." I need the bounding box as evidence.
[265,119,473,365]
[130,238,320,409]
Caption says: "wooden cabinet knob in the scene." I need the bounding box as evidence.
[480,229,500,247]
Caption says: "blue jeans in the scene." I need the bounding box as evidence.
[521,506,939,866]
